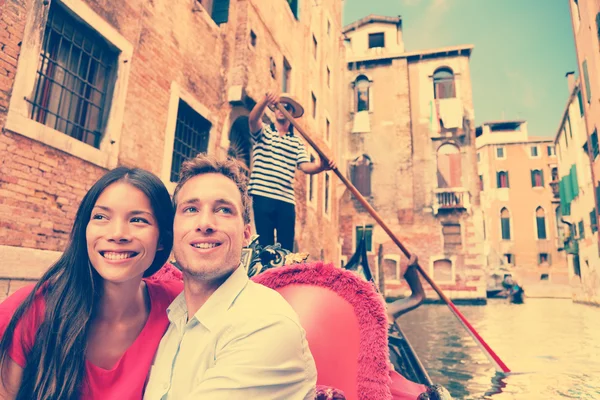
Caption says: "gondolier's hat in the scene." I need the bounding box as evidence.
[269,93,304,118]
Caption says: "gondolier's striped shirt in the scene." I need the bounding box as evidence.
[249,123,310,205]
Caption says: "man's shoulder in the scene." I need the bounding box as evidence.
[234,281,302,325]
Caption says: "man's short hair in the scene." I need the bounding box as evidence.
[173,154,252,224]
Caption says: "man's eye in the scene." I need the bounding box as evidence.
[217,207,232,214]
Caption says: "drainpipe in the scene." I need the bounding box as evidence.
[566,6,600,256]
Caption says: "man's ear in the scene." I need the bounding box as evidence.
[242,224,252,247]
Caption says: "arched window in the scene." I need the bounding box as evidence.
[354,75,370,112]
[501,208,511,240]
[536,207,547,239]
[531,169,544,187]
[227,116,251,168]
[350,154,372,196]
[433,67,456,99]
[436,143,462,188]
[497,171,509,188]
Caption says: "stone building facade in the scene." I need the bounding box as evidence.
[0,0,344,300]
[339,15,486,301]
[566,0,600,305]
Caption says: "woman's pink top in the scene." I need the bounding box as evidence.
[0,266,183,400]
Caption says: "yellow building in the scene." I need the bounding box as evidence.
[477,121,569,297]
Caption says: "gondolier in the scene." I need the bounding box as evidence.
[248,92,335,251]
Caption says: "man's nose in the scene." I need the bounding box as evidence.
[195,209,216,233]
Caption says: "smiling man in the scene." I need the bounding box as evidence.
[143,154,317,400]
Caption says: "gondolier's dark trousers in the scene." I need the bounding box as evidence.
[252,194,295,252]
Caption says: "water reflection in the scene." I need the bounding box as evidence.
[398,298,600,399]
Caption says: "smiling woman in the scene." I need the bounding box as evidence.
[0,167,183,400]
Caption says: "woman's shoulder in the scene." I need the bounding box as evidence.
[0,283,41,313]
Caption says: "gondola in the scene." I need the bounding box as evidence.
[241,234,452,400]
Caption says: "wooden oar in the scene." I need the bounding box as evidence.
[275,103,511,373]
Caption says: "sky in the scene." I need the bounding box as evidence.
[342,0,578,138]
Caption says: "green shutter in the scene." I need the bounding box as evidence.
[583,60,592,104]
[212,0,230,25]
[541,170,545,186]
[530,170,535,187]
[506,172,510,188]
[571,164,579,198]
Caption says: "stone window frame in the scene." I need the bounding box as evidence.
[352,73,373,113]
[5,0,133,169]
[352,224,374,255]
[382,254,402,283]
[429,255,457,285]
[161,81,219,193]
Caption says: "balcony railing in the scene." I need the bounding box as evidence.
[433,188,470,214]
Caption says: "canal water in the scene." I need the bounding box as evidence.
[398,298,600,399]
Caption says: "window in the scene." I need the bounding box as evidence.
[501,208,511,240]
[433,259,453,282]
[27,4,118,149]
[169,100,211,182]
[551,167,558,182]
[579,220,585,239]
[496,147,505,159]
[503,254,514,265]
[383,257,401,281]
[326,118,330,142]
[312,34,318,60]
[324,172,331,215]
[269,57,276,79]
[350,154,372,197]
[477,152,481,163]
[287,0,299,19]
[327,19,331,36]
[538,253,550,265]
[436,143,462,188]
[536,207,547,239]
[282,58,291,92]
[311,92,317,119]
[577,90,585,117]
[354,75,370,112]
[540,273,549,281]
[308,154,315,203]
[574,255,581,277]
[326,66,331,88]
[497,171,509,188]
[583,59,591,104]
[196,0,230,25]
[531,169,544,188]
[368,32,385,48]
[479,175,484,191]
[530,146,539,157]
[356,225,373,252]
[433,67,456,99]
[591,209,598,233]
[442,223,462,250]
[547,145,556,156]
[250,30,257,47]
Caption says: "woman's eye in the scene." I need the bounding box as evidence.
[91,214,107,220]
[131,217,150,224]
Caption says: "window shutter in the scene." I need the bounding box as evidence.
[530,170,535,187]
[212,0,230,25]
[506,172,510,188]
[571,165,579,198]
[541,170,544,186]
[583,60,592,104]
[497,172,501,188]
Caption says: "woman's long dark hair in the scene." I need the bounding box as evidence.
[0,167,174,400]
